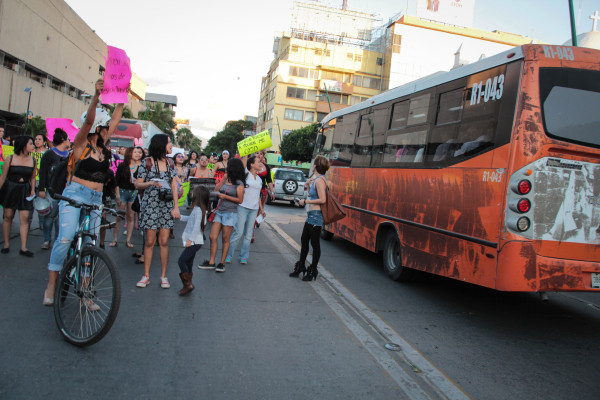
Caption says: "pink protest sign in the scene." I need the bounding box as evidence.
[102,45,131,104]
[46,118,79,141]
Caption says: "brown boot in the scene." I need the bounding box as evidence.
[178,272,195,296]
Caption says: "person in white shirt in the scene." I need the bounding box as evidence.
[225,155,266,264]
[177,185,209,295]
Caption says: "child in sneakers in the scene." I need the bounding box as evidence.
[177,185,210,295]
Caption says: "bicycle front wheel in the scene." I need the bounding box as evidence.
[54,246,121,347]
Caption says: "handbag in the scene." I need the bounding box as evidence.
[321,179,346,225]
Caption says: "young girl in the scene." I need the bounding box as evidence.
[178,185,209,295]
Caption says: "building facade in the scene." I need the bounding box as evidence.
[257,0,538,153]
[0,0,146,136]
[257,1,383,151]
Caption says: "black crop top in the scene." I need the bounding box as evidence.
[74,151,112,184]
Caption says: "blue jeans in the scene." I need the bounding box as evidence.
[42,195,60,243]
[47,182,103,272]
[227,206,257,261]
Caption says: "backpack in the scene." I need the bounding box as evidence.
[47,146,91,196]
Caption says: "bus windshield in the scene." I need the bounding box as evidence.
[540,68,600,147]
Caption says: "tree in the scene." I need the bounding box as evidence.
[279,123,319,162]
[138,102,176,142]
[19,113,46,137]
[204,120,254,155]
[121,106,134,119]
[175,127,195,149]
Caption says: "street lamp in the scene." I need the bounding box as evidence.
[23,87,32,135]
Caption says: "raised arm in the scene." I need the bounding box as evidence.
[74,79,103,153]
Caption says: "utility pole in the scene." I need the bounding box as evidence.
[23,88,32,135]
[568,0,578,46]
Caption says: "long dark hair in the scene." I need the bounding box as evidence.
[148,134,168,161]
[226,157,247,187]
[191,185,210,231]
[13,135,32,155]
[186,150,198,166]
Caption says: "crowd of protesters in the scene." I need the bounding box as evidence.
[1,92,326,302]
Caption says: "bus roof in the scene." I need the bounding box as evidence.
[320,45,528,125]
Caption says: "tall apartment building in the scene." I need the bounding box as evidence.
[257,0,538,153]
[257,1,384,151]
[0,0,146,136]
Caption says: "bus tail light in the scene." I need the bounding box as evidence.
[517,180,531,194]
[510,179,532,194]
[509,198,531,213]
[507,216,531,232]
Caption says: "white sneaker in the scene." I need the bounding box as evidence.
[160,277,171,289]
[136,275,150,288]
[40,241,50,250]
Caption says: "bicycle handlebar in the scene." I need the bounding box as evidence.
[50,192,124,217]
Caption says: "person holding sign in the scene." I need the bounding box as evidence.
[43,79,124,306]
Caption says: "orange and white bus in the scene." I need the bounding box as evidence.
[315,44,600,292]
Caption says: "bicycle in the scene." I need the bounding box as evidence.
[50,192,124,347]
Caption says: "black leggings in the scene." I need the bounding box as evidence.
[299,222,322,266]
[178,244,202,273]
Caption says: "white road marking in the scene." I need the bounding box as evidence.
[266,221,471,400]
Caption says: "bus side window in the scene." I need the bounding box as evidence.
[330,114,357,167]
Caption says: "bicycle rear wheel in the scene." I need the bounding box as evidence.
[54,246,121,346]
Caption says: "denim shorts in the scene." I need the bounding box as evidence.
[214,210,238,227]
[119,188,137,203]
[306,210,323,227]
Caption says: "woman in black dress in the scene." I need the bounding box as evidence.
[0,135,37,256]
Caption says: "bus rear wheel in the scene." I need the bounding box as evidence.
[382,232,414,281]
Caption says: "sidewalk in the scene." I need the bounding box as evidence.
[0,208,402,400]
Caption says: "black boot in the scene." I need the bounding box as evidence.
[302,264,318,281]
[289,261,306,278]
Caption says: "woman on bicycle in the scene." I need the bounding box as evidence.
[135,134,181,289]
[43,79,124,306]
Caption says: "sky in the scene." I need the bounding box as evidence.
[64,0,600,141]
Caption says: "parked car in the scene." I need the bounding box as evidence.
[269,167,306,206]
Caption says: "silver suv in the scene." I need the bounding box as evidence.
[269,168,306,205]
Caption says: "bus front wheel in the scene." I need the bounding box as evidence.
[382,233,414,281]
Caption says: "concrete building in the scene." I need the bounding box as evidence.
[0,0,147,136]
[381,14,539,91]
[257,0,537,153]
[257,1,383,151]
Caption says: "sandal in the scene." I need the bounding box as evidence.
[126,241,134,248]
[109,242,118,247]
[135,258,145,264]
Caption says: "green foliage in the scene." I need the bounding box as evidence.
[279,123,319,162]
[203,120,254,155]
[138,102,176,142]
[175,127,197,150]
[121,106,134,119]
[19,113,46,137]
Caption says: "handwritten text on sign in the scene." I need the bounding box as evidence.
[237,130,272,157]
[46,118,79,141]
[102,45,132,104]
